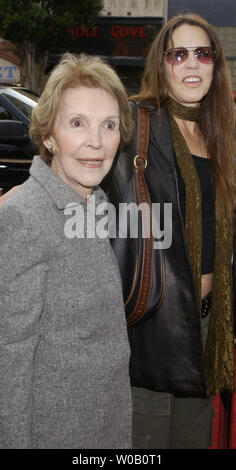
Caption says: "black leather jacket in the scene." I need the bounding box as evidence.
[105,101,235,394]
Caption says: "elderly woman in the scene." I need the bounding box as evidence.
[0,53,133,449]
[107,13,236,448]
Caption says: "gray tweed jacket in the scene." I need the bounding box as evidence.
[0,156,132,449]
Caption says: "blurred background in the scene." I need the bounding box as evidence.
[0,0,235,95]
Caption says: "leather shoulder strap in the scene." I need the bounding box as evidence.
[138,106,150,157]
[135,106,150,168]
[127,106,152,327]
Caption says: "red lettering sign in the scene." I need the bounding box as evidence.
[110,25,147,38]
[110,25,119,37]
[66,26,101,38]
[129,26,139,37]
[66,27,74,37]
[93,27,100,38]
[67,24,147,39]
[139,26,147,38]
[76,26,101,38]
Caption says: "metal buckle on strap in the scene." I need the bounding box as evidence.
[134,154,148,169]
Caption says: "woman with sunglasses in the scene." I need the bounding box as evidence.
[107,13,236,448]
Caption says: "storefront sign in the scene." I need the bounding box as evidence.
[66,18,163,58]
[0,58,20,84]
[67,25,148,39]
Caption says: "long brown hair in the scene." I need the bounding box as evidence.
[133,13,236,220]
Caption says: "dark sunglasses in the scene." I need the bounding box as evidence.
[163,46,216,65]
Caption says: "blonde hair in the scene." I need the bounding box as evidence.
[30,53,133,163]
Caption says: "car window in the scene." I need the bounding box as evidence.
[1,89,38,120]
[0,104,12,120]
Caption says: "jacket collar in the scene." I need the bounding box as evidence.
[137,100,175,166]
[30,155,107,209]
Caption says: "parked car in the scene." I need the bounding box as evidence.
[0,86,38,193]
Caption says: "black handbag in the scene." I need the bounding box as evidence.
[107,102,166,327]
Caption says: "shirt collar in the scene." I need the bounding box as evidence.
[30,155,107,209]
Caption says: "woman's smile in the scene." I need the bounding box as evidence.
[76,158,104,168]
[183,75,201,86]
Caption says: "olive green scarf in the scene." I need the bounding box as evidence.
[167,97,235,395]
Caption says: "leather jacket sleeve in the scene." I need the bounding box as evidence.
[102,100,138,205]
